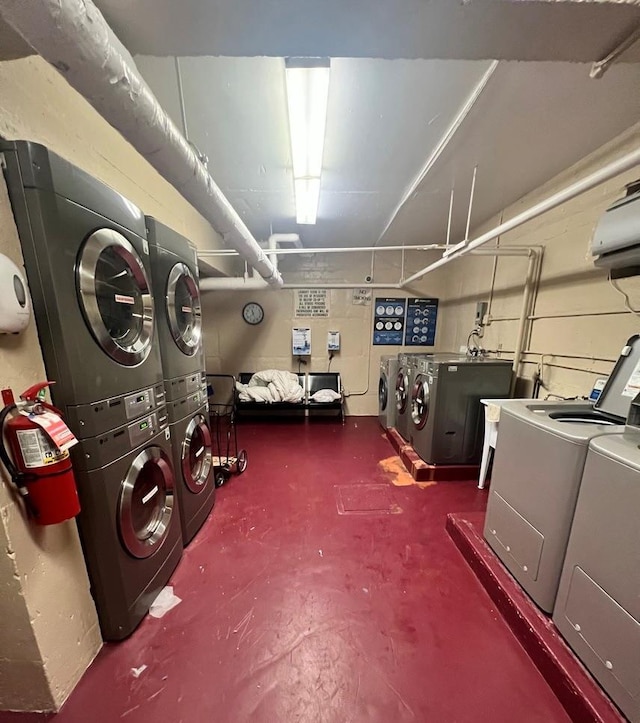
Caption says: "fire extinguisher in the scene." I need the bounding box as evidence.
[0,382,81,525]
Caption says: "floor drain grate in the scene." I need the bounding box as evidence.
[335,484,402,515]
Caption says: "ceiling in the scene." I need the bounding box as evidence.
[2,0,639,253]
[95,0,640,63]
[136,55,640,248]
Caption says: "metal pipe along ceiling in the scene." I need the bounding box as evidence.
[401,144,640,287]
[0,0,283,288]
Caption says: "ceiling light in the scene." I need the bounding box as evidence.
[285,58,330,225]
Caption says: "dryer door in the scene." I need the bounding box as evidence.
[181,413,212,493]
[118,446,175,559]
[379,371,388,412]
[77,229,154,366]
[411,374,430,430]
[395,369,409,413]
[166,263,202,356]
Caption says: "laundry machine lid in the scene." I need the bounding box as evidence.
[589,433,640,470]
[166,262,202,356]
[118,446,175,559]
[77,228,154,366]
[181,412,212,493]
[594,334,640,422]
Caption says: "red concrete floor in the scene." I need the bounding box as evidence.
[1,418,571,723]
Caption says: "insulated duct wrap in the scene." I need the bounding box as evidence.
[0,0,282,287]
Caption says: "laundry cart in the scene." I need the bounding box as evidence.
[206,374,248,487]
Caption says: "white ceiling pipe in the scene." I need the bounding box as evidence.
[283,283,401,289]
[268,233,302,248]
[375,60,499,246]
[0,0,283,288]
[401,144,640,287]
[200,276,269,291]
[199,244,448,257]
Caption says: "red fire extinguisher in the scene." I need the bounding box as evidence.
[0,382,81,525]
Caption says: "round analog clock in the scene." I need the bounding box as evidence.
[242,302,264,325]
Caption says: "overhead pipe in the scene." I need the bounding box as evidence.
[401,144,640,288]
[201,233,304,291]
[198,243,448,257]
[0,0,282,288]
[510,249,542,394]
[375,60,499,246]
[590,23,640,79]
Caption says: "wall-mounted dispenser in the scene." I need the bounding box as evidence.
[0,253,30,334]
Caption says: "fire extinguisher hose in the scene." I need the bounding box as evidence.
[0,404,38,518]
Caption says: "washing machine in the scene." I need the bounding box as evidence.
[395,353,425,440]
[484,335,640,613]
[553,430,640,723]
[379,356,399,430]
[167,387,216,545]
[408,356,512,465]
[1,141,163,437]
[72,406,182,641]
[147,217,204,402]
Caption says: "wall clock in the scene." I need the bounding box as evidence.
[242,301,264,325]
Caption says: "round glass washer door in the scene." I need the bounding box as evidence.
[166,263,202,356]
[118,446,175,559]
[379,372,388,412]
[181,414,212,493]
[77,229,154,366]
[395,370,409,413]
[411,375,430,430]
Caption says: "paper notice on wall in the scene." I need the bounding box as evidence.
[352,288,372,305]
[622,358,640,397]
[292,327,311,355]
[295,289,329,317]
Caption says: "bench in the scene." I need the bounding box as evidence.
[235,372,344,422]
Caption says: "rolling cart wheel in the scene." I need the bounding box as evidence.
[215,470,227,488]
[237,449,248,474]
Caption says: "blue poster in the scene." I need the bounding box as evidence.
[404,298,438,346]
[373,298,406,345]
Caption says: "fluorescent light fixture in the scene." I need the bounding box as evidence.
[285,58,330,225]
[294,178,321,225]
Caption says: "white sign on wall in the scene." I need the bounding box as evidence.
[294,289,329,317]
[352,288,372,305]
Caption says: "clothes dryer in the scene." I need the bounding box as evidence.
[167,388,215,545]
[147,218,204,401]
[379,356,399,430]
[408,356,512,465]
[484,336,640,613]
[395,354,424,440]
[553,432,640,723]
[1,141,163,437]
[72,407,182,640]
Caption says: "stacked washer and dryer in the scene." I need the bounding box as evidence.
[1,141,210,640]
[147,218,214,546]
